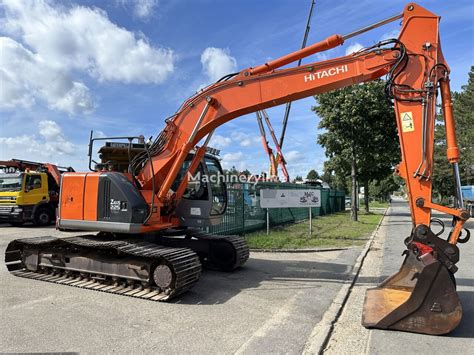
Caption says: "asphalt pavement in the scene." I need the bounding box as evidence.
[0,224,362,353]
[324,198,474,354]
[2,201,470,354]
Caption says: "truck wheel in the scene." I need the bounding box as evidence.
[34,208,54,226]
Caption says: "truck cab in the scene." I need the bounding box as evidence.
[461,185,473,217]
[0,171,57,226]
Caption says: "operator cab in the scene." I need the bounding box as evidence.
[95,141,227,228]
[171,153,227,227]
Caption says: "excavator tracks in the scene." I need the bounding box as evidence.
[5,230,249,302]
[186,230,250,271]
[5,235,201,302]
[161,229,250,271]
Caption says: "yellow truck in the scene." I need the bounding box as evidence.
[0,159,73,226]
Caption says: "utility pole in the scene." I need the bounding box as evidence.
[351,149,358,221]
[279,0,316,148]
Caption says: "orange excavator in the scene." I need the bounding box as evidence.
[5,3,471,335]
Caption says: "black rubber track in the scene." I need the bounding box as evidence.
[5,235,201,302]
[162,229,250,271]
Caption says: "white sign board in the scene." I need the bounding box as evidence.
[260,189,321,208]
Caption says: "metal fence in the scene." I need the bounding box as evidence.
[207,182,345,235]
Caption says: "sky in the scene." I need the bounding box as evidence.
[1,0,473,178]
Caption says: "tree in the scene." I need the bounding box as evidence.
[320,169,333,186]
[321,162,348,192]
[224,166,240,185]
[293,175,303,183]
[370,175,400,201]
[240,169,252,177]
[306,169,319,180]
[314,80,400,219]
[433,66,474,202]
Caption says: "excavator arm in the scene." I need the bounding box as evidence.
[131,4,468,236]
[136,44,394,197]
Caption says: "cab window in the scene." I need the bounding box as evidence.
[183,163,208,201]
[25,174,42,190]
[205,157,226,216]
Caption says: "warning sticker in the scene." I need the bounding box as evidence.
[190,207,201,216]
[401,112,415,132]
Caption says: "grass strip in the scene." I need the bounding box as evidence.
[245,211,383,250]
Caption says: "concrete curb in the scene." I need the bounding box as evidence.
[249,247,353,253]
[302,207,389,355]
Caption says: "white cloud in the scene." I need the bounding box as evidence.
[345,42,364,55]
[53,82,96,114]
[116,0,158,20]
[38,120,62,140]
[94,130,107,139]
[285,150,303,163]
[201,47,237,83]
[231,131,260,147]
[314,52,329,61]
[0,37,96,114]
[0,0,174,113]
[223,151,244,162]
[221,152,245,170]
[0,120,76,162]
[380,29,399,41]
[209,134,232,148]
[133,0,158,20]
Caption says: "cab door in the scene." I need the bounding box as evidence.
[174,155,227,227]
[23,173,48,205]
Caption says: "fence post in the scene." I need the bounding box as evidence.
[266,208,270,235]
[242,187,245,235]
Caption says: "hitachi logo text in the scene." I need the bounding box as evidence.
[304,65,348,82]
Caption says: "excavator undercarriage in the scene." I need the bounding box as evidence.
[6,229,249,302]
[6,235,201,301]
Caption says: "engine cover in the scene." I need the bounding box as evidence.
[97,172,148,224]
[58,171,147,233]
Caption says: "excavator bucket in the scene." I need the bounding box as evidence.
[362,250,462,335]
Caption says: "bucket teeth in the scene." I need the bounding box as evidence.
[362,250,462,335]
